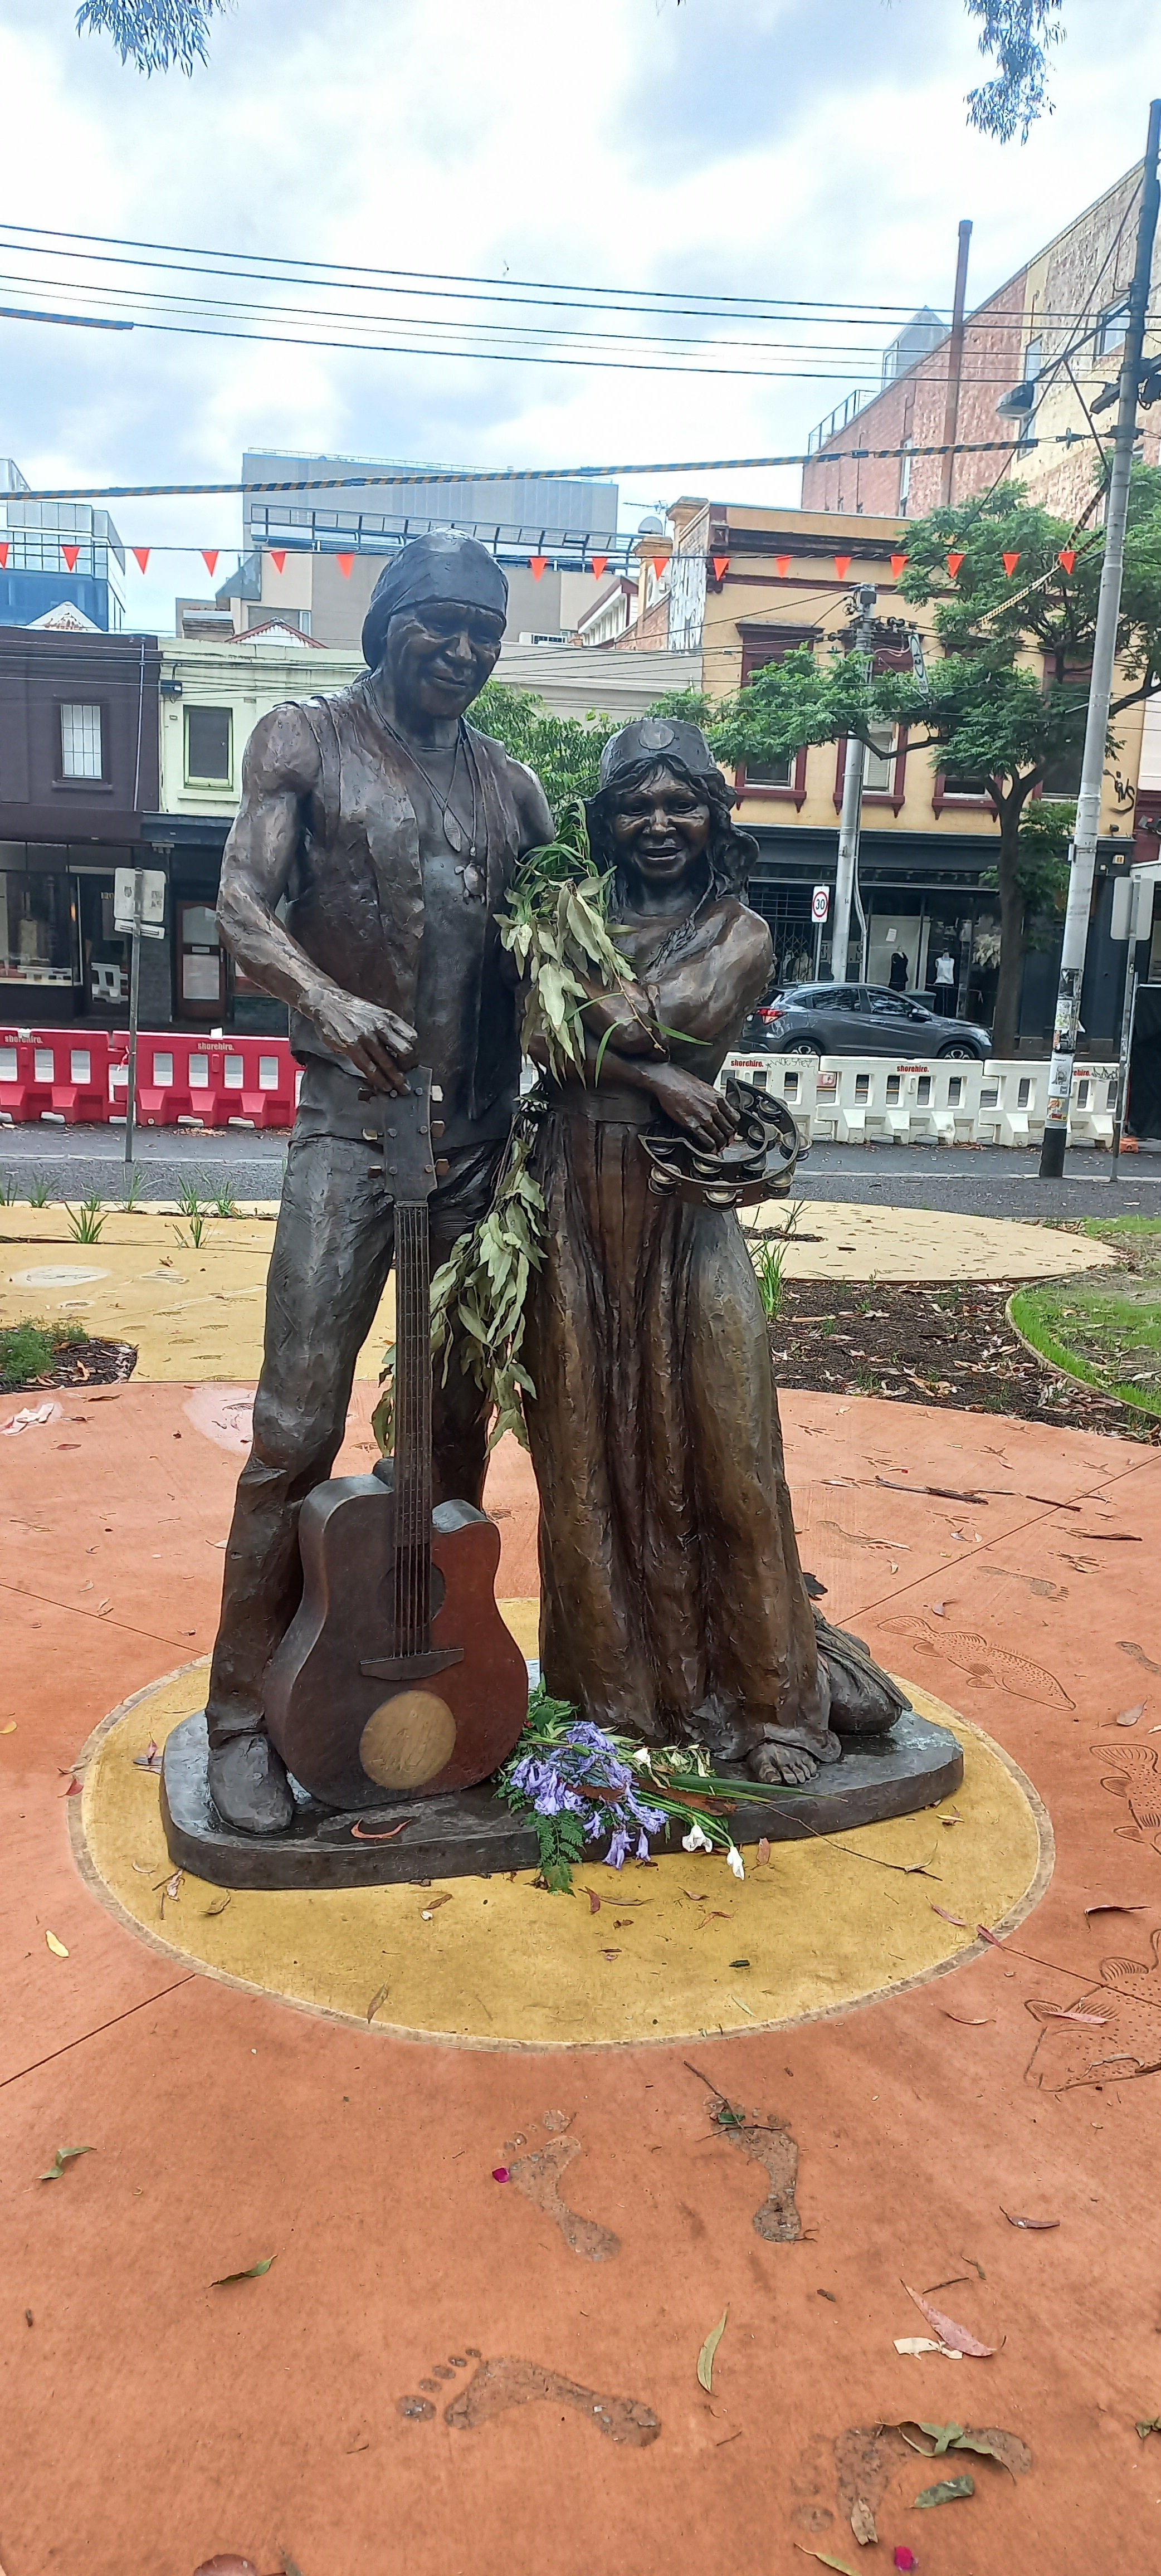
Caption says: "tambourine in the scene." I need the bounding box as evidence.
[642,1076,803,1208]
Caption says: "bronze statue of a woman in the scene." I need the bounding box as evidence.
[521,718,904,1785]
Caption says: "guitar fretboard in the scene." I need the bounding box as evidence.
[392,1199,433,1652]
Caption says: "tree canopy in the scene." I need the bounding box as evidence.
[75,0,228,72]
[472,682,621,809]
[709,473,1161,1052]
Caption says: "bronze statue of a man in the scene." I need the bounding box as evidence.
[206,530,553,1833]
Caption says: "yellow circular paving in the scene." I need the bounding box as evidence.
[75,1658,1048,2051]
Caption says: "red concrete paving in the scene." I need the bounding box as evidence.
[4,1383,1161,2573]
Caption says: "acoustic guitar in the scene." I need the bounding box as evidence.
[264,1067,529,1811]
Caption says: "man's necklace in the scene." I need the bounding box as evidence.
[371,701,486,895]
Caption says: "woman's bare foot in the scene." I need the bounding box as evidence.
[748,1740,819,1787]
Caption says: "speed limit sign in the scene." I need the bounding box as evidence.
[811,885,830,922]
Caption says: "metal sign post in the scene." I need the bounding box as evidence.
[113,863,167,1173]
[1109,863,1161,1175]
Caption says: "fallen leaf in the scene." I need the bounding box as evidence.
[930,1905,966,1927]
[914,2474,974,2506]
[421,1892,453,1920]
[939,2012,994,2026]
[1137,2418,1161,2440]
[192,2559,267,2574]
[894,2335,962,2359]
[950,2427,1032,2475]
[903,2287,996,2358]
[350,1818,410,1841]
[45,1931,69,1958]
[160,1871,184,1915]
[587,1890,601,1915]
[64,1776,82,1797]
[204,1896,232,1918]
[757,1838,772,1867]
[697,2305,728,2393]
[211,2256,275,2286]
[849,2499,877,2545]
[793,2554,858,2575]
[930,1602,945,1616]
[1001,2211,1060,2229]
[366,1982,390,2024]
[133,1740,163,1772]
[40,2145,93,2182]
[684,1890,708,1901]
[975,1924,1004,1947]
[601,1948,622,1959]
[2,1721,16,1733]
[1085,1901,1147,1921]
[1116,1704,1147,1728]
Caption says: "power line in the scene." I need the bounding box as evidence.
[9,430,1105,506]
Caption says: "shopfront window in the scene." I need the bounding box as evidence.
[0,870,76,987]
[186,706,232,785]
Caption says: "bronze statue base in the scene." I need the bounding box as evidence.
[161,1706,963,1894]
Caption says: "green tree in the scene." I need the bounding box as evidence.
[76,0,228,71]
[472,682,621,811]
[965,0,1065,143]
[709,477,1161,1055]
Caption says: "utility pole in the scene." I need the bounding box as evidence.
[831,583,877,983]
[1040,98,1161,1179]
[939,219,973,509]
[124,868,142,1170]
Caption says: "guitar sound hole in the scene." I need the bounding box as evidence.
[360,1689,457,1789]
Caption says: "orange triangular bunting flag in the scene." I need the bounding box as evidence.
[1002,552,1019,576]
[774,554,791,578]
[270,549,287,574]
[530,554,548,579]
[713,555,730,579]
[651,557,669,580]
[336,553,354,578]
[201,549,219,576]
[890,553,908,577]
[61,544,80,572]
[833,554,852,578]
[1058,549,1076,574]
[589,555,608,579]
[0,541,9,570]
[131,546,150,573]
[946,551,964,577]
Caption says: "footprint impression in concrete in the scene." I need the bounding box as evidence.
[399,2355,659,2447]
[497,2111,620,2263]
[706,2092,803,2242]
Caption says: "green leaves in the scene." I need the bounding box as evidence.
[211,2255,276,2286]
[696,2306,729,2392]
[40,2145,94,2182]
[914,2475,975,2507]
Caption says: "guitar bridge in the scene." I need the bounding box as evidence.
[359,1647,466,1681]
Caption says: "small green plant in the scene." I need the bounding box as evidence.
[0,1172,16,1206]
[27,1173,52,1209]
[211,1185,238,1220]
[173,1212,207,1250]
[1,1315,85,1391]
[122,1169,143,1213]
[176,1178,206,1219]
[748,1200,803,1322]
[66,1194,106,1244]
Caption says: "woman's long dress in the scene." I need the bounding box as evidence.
[523,894,839,1770]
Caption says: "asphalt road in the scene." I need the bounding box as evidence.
[2,1123,1159,1221]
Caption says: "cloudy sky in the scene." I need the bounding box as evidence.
[0,0,1155,632]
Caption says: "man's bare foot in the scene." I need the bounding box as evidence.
[748,1740,819,1787]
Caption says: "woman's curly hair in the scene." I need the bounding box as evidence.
[586,752,759,915]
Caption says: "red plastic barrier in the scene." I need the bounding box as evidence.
[108,1032,298,1129]
[0,1028,109,1124]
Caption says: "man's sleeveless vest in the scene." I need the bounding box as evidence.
[279,676,523,1123]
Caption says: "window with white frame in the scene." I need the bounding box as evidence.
[60,704,103,779]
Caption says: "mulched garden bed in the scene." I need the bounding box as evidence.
[770,1277,1159,1441]
[7,1336,137,1393]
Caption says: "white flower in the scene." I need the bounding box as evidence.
[681,1820,713,1853]
[726,1845,745,1881]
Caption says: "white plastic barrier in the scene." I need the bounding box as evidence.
[720,1053,1120,1148]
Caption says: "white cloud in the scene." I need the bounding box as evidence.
[0,0,1154,631]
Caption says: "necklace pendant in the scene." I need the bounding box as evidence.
[444,809,464,855]
[462,863,482,897]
